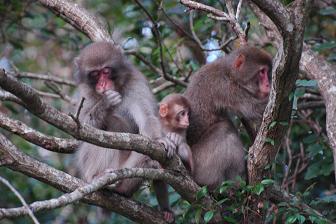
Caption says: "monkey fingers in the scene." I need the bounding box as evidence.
[104,89,122,108]
[166,132,183,146]
[163,210,175,223]
[158,137,177,158]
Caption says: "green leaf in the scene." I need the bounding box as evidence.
[279,121,289,126]
[265,138,275,146]
[319,7,336,16]
[216,198,229,205]
[314,42,336,52]
[296,79,318,88]
[286,215,297,224]
[297,214,306,223]
[223,216,239,224]
[253,184,265,195]
[196,186,208,200]
[304,163,320,180]
[269,121,277,129]
[261,179,274,186]
[195,207,202,224]
[204,210,214,223]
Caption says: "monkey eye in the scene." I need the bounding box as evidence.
[178,110,188,117]
[105,67,118,80]
[88,70,99,79]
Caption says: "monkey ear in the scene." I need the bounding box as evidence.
[159,103,168,118]
[234,54,245,70]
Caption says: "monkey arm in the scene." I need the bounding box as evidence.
[178,142,194,173]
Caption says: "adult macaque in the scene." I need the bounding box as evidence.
[74,41,175,221]
[159,94,194,173]
[184,46,272,190]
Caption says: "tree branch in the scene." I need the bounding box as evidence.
[0,176,40,224]
[0,69,174,165]
[0,112,78,153]
[36,0,110,41]
[0,133,168,224]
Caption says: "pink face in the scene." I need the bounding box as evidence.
[90,67,114,94]
[258,67,271,99]
[174,105,190,129]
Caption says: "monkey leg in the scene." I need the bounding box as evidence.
[191,121,246,190]
[113,152,161,197]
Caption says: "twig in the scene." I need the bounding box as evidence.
[12,71,76,86]
[126,51,163,75]
[180,0,247,44]
[134,0,187,87]
[189,10,203,50]
[44,81,73,104]
[236,0,244,20]
[74,97,85,120]
[0,176,40,224]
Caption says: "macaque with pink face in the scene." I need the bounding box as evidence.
[159,94,194,173]
[74,41,176,222]
[184,46,272,190]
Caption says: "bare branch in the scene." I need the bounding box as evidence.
[0,168,181,219]
[300,44,336,182]
[0,112,78,153]
[37,0,111,41]
[0,89,23,105]
[180,0,247,44]
[236,0,244,20]
[0,133,168,224]
[0,176,40,224]
[134,0,187,87]
[12,71,76,87]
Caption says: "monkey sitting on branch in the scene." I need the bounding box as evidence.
[73,41,176,221]
[184,46,272,190]
[159,93,194,173]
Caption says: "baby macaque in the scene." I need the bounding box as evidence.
[159,94,194,173]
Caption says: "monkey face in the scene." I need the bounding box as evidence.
[88,67,116,94]
[74,42,131,95]
[173,105,190,129]
[231,48,272,100]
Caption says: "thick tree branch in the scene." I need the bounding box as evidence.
[248,0,311,184]
[36,0,110,41]
[0,168,188,219]
[300,44,336,182]
[0,69,175,166]
[0,112,78,153]
[0,133,168,224]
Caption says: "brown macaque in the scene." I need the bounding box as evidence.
[184,46,272,190]
[74,41,175,222]
[159,94,194,173]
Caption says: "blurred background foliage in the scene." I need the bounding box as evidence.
[0,0,335,223]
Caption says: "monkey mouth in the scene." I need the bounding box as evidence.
[179,124,189,129]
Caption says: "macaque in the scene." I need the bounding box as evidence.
[184,46,272,190]
[159,94,194,173]
[74,41,175,221]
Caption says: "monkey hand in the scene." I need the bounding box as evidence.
[104,89,122,108]
[158,136,177,158]
[166,132,183,146]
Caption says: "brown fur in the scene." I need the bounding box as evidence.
[159,94,194,172]
[184,46,272,189]
[74,42,173,215]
